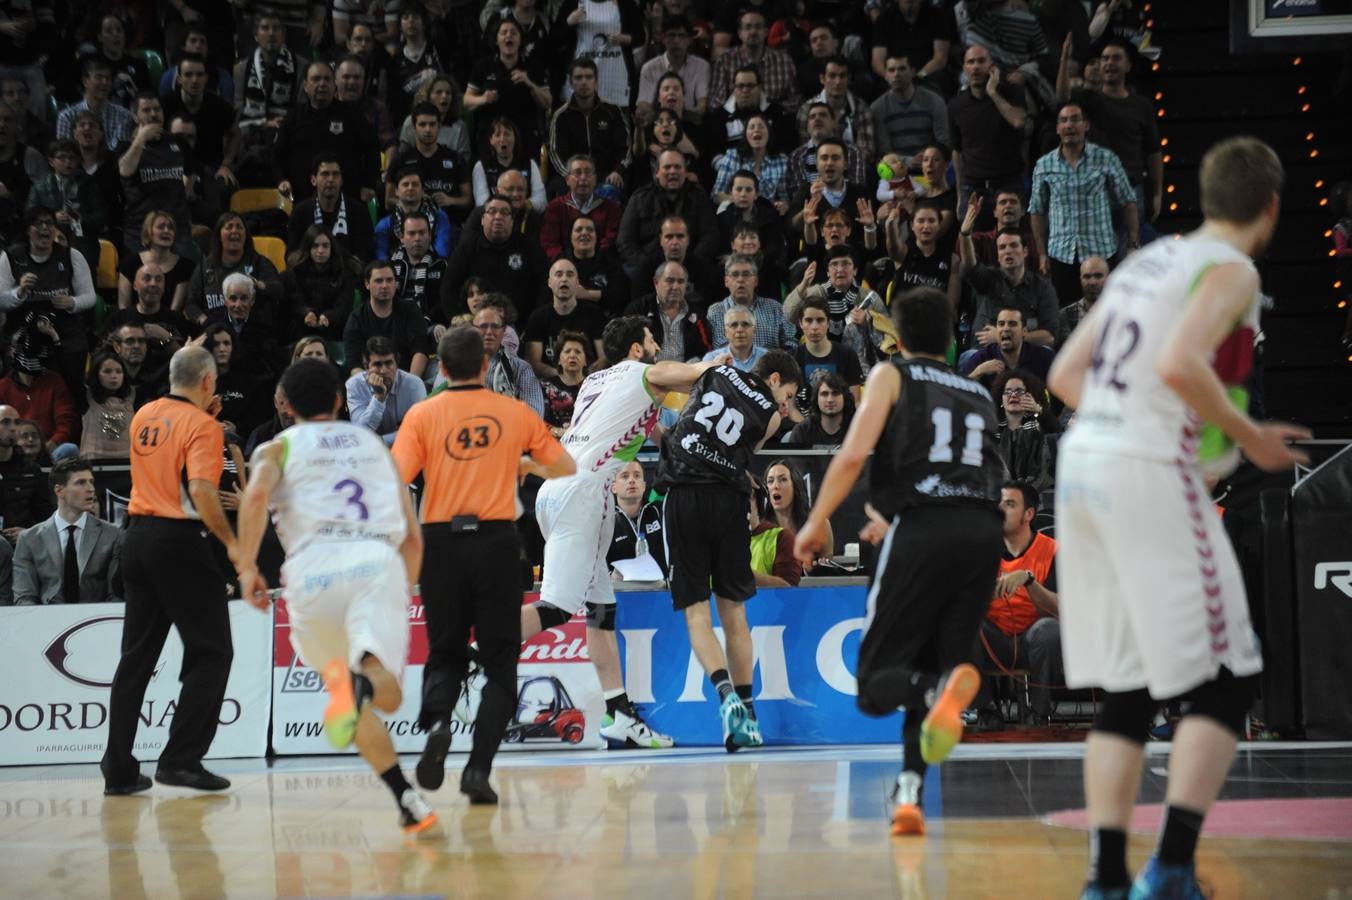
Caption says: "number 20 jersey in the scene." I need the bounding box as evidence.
[656,365,778,493]
[871,358,1002,517]
[1061,234,1259,468]
[270,421,408,557]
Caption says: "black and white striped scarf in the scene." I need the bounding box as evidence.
[240,46,297,128]
[315,192,349,237]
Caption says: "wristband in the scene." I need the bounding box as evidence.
[1024,570,1035,587]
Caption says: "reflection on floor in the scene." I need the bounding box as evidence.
[0,744,1349,899]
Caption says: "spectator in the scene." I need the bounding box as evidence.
[540,329,589,436]
[1029,100,1138,306]
[116,212,197,311]
[705,254,795,351]
[702,304,766,371]
[800,204,878,293]
[748,459,811,586]
[607,460,667,578]
[708,10,798,117]
[117,93,194,257]
[79,349,136,459]
[795,20,867,103]
[465,18,552,164]
[333,0,401,47]
[949,44,1028,218]
[396,74,472,162]
[635,15,709,126]
[341,22,396,104]
[0,336,78,456]
[794,56,876,170]
[104,262,191,370]
[283,227,357,342]
[624,260,710,362]
[548,57,631,190]
[386,100,473,218]
[980,482,1063,726]
[208,271,281,380]
[480,0,551,73]
[870,0,958,90]
[961,0,1052,72]
[346,334,427,446]
[446,280,521,356]
[959,305,1055,387]
[344,259,431,379]
[390,211,448,329]
[784,245,884,366]
[376,168,453,259]
[971,187,1041,272]
[540,154,623,260]
[244,381,294,457]
[13,418,51,467]
[108,323,169,402]
[57,57,135,151]
[186,212,284,327]
[336,55,399,156]
[564,214,630,316]
[635,213,717,308]
[958,196,1060,348]
[630,104,702,192]
[158,27,234,99]
[288,154,378,264]
[481,168,544,240]
[555,0,644,110]
[871,53,951,164]
[705,65,793,162]
[389,5,446,126]
[0,77,47,154]
[993,368,1058,492]
[474,301,544,416]
[159,53,239,183]
[27,139,108,270]
[790,136,872,234]
[905,143,957,239]
[885,196,960,307]
[202,320,269,438]
[0,404,53,541]
[470,117,547,211]
[522,258,606,378]
[617,149,718,280]
[788,294,863,412]
[718,171,788,270]
[71,111,122,231]
[166,114,227,232]
[711,118,790,212]
[13,457,124,604]
[785,369,854,446]
[442,193,546,319]
[1058,255,1108,344]
[275,61,380,203]
[232,13,302,186]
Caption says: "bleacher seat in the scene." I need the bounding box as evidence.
[252,236,287,273]
[231,189,293,218]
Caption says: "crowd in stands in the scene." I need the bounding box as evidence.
[0,0,1163,672]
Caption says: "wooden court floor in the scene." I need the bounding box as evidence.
[0,744,1349,899]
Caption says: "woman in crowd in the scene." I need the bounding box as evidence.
[749,459,823,587]
[202,322,269,439]
[397,72,471,160]
[542,330,589,437]
[186,212,284,327]
[992,368,1058,491]
[915,143,957,239]
[464,17,551,162]
[116,211,196,311]
[564,215,630,316]
[471,116,547,211]
[16,418,55,466]
[284,226,357,342]
[712,114,789,212]
[630,101,700,190]
[78,350,134,459]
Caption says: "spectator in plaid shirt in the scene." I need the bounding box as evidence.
[1028,100,1138,306]
[704,254,796,351]
[56,58,135,151]
[708,10,799,118]
[793,56,876,174]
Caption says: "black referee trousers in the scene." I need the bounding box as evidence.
[418,522,522,774]
[102,517,232,784]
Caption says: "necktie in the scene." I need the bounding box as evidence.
[63,525,80,604]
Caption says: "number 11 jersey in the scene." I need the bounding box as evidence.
[270,421,408,557]
[656,365,778,494]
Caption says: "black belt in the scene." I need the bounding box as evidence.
[424,517,515,535]
[127,515,204,529]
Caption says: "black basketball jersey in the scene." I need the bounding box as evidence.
[871,358,1003,517]
[656,366,778,494]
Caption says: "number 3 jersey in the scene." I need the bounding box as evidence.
[1060,234,1259,473]
[871,358,1002,517]
[656,365,778,494]
[269,421,408,557]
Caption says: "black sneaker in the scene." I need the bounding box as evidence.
[416,721,453,791]
[104,774,153,796]
[460,767,498,805]
[154,766,230,791]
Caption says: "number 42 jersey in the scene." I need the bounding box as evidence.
[269,421,408,557]
[656,365,778,494]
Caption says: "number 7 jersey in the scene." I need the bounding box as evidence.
[1061,234,1259,474]
[269,421,409,557]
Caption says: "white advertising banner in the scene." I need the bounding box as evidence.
[0,602,272,766]
[271,594,605,755]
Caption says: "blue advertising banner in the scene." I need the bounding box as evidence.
[614,585,903,746]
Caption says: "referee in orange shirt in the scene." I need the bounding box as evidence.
[101,345,240,795]
[392,326,574,805]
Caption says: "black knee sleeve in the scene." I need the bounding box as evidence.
[585,601,616,631]
[534,602,572,630]
[1180,671,1255,738]
[1092,688,1156,744]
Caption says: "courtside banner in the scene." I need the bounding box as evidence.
[615,585,901,745]
[271,594,606,754]
[0,602,272,765]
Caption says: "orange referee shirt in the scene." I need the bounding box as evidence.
[127,395,225,519]
[986,531,1058,637]
[391,385,563,523]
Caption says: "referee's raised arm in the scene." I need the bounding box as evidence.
[390,326,572,805]
[101,344,239,796]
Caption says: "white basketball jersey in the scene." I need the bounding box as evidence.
[1061,234,1259,467]
[270,421,408,556]
[560,359,659,480]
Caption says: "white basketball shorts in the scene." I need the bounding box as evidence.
[535,474,616,615]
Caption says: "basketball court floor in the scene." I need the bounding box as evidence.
[1,743,1349,898]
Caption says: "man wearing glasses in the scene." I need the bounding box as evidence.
[470,303,544,418]
[959,305,1055,389]
[703,255,795,352]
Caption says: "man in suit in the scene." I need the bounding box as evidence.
[13,458,124,605]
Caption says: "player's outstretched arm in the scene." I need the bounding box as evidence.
[794,363,900,566]
[645,357,724,402]
[1157,263,1311,470]
[234,441,284,610]
[1047,301,1107,410]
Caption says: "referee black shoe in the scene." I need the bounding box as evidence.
[154,766,230,791]
[103,774,153,796]
[459,767,498,805]
[416,721,453,791]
